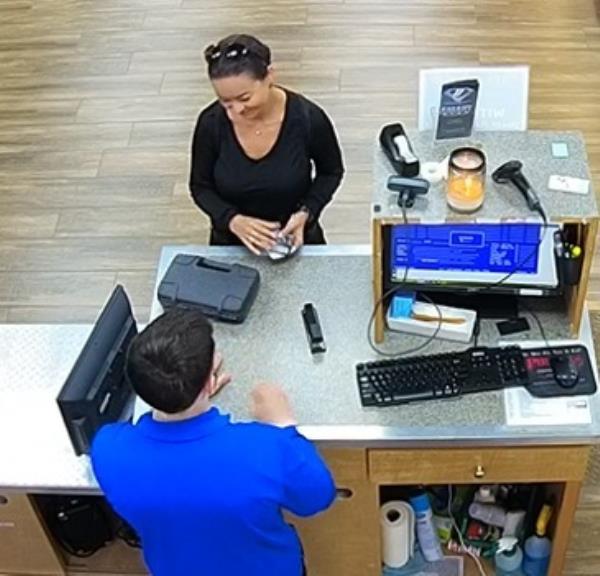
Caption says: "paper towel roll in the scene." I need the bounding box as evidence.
[380,500,415,568]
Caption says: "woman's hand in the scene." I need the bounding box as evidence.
[281,210,309,248]
[229,215,280,255]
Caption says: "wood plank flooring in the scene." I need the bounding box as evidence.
[1,0,600,573]
[2,0,600,321]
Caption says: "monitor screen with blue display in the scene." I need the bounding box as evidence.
[389,222,558,289]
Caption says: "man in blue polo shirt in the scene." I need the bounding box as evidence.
[91,308,335,576]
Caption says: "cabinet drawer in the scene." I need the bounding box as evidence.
[0,493,65,575]
[369,446,589,484]
[320,448,367,482]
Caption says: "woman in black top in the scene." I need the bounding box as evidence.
[189,34,344,254]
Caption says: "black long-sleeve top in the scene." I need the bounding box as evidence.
[189,90,344,233]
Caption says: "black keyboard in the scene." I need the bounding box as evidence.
[356,345,597,407]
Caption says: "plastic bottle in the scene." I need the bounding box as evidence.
[474,485,497,503]
[496,537,524,576]
[522,503,553,576]
[409,492,443,562]
[468,502,507,527]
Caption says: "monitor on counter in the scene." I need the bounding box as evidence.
[57,285,138,456]
[384,221,559,295]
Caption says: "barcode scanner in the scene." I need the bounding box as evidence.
[492,160,546,222]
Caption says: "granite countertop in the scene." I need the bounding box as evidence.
[1,246,599,492]
[373,130,599,222]
[141,246,600,444]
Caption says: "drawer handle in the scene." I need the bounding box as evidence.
[335,488,354,500]
[474,464,486,479]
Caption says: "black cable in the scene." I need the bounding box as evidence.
[116,521,142,548]
[46,498,114,558]
[367,194,444,357]
[538,205,548,227]
[472,317,481,348]
[518,300,582,388]
[55,539,98,558]
[368,196,552,357]
[465,213,550,296]
[520,301,550,348]
[366,284,445,357]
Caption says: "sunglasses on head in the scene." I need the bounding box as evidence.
[204,42,253,64]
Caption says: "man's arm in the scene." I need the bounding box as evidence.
[280,428,336,517]
[251,383,336,517]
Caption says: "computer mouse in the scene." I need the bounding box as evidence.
[550,354,579,388]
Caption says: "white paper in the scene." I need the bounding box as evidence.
[501,317,596,428]
[504,387,592,426]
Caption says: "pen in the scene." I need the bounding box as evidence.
[553,235,564,258]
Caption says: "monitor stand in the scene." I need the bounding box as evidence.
[419,291,519,319]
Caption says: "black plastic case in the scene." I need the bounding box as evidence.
[157,254,260,323]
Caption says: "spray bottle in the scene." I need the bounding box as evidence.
[495,536,524,576]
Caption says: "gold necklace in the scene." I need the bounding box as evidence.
[253,118,282,137]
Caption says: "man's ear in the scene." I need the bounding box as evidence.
[203,352,219,397]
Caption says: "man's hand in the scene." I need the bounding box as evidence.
[281,210,309,248]
[251,383,297,428]
[229,215,280,255]
[208,352,232,398]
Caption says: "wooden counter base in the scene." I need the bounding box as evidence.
[0,445,591,576]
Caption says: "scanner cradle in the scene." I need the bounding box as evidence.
[157,254,260,323]
[379,123,420,178]
[387,175,430,208]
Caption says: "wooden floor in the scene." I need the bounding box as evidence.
[1,0,600,573]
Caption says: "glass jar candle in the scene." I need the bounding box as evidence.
[446,147,486,213]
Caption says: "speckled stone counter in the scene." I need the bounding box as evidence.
[373,131,599,222]
[1,246,599,492]
[140,246,600,444]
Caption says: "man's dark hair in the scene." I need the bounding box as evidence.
[126,308,215,414]
[204,33,271,80]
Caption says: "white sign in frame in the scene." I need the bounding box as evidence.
[418,65,530,132]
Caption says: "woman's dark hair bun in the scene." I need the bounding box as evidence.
[205,34,271,80]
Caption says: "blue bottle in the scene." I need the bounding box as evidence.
[522,536,551,576]
[522,504,553,576]
[409,493,443,562]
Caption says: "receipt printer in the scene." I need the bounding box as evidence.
[157,254,260,323]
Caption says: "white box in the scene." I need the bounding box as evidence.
[386,301,477,343]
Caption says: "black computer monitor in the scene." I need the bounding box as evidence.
[383,221,559,296]
[57,285,138,456]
